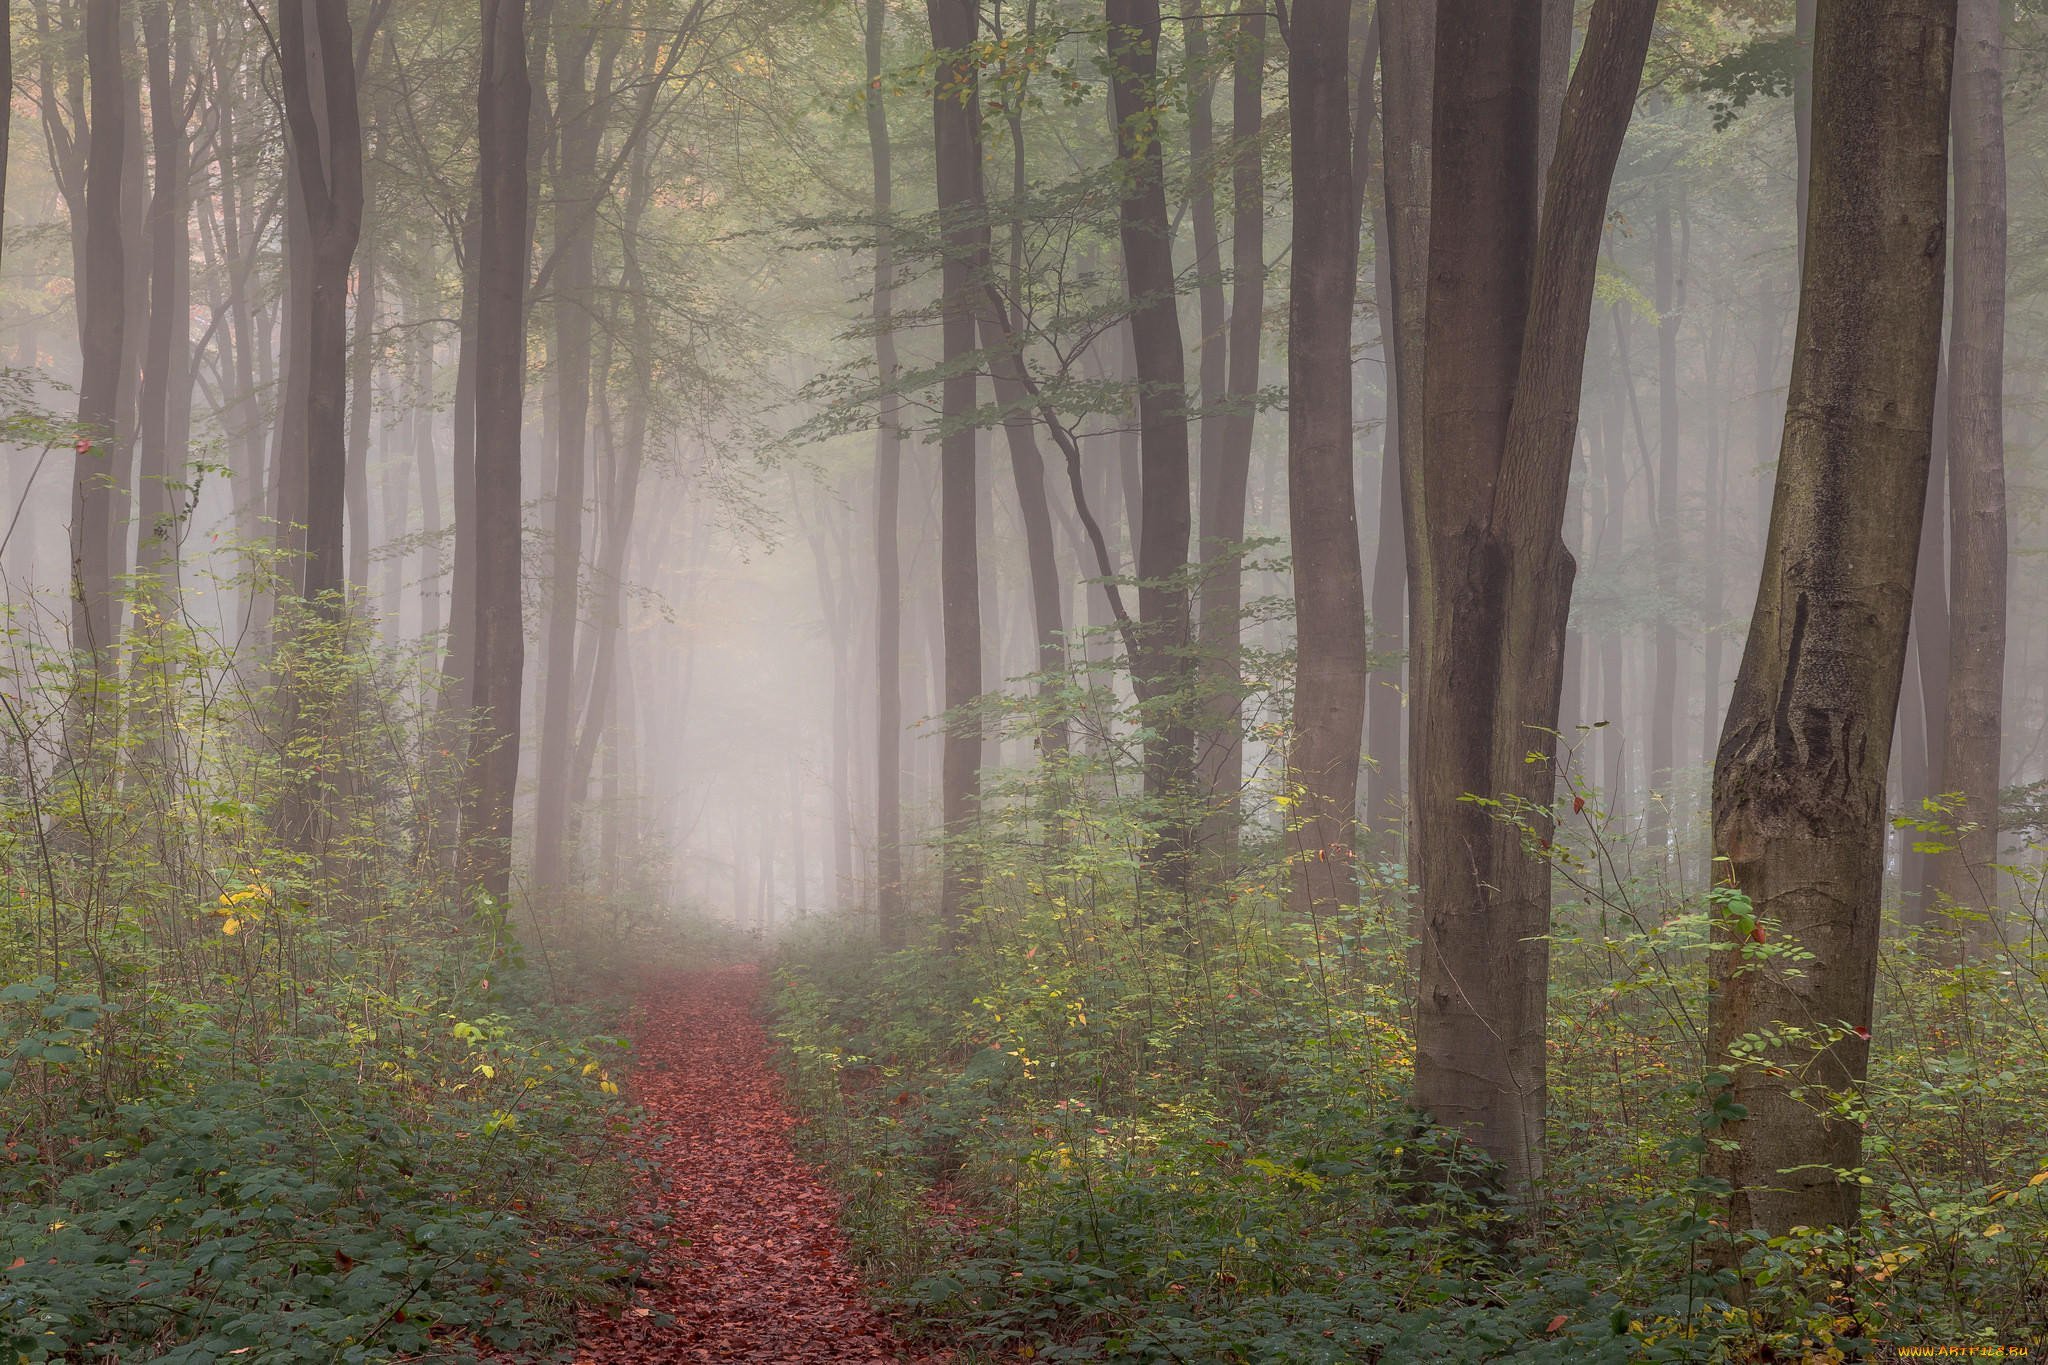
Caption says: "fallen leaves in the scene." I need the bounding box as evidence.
[573,964,944,1364]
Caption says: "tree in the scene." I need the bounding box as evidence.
[1285,0,1366,916]
[135,0,189,612]
[1409,0,1656,1196]
[868,0,907,947]
[70,0,125,674]
[1106,0,1195,879]
[1194,6,1266,861]
[462,0,533,901]
[1706,0,1955,1242]
[276,0,368,606]
[535,0,609,897]
[1935,0,2006,938]
[1376,0,1435,854]
[927,0,982,927]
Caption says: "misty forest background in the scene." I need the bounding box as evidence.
[1,0,2046,1360]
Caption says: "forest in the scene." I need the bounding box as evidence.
[0,0,2043,1360]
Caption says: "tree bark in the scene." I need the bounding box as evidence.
[1287,0,1366,916]
[1707,0,1955,1244]
[413,294,445,648]
[866,0,906,945]
[1648,179,1683,871]
[1902,362,1949,921]
[463,0,533,901]
[534,2,604,897]
[347,244,376,596]
[135,0,185,612]
[71,0,125,676]
[1194,6,1266,863]
[1107,0,1195,881]
[1377,0,1436,853]
[927,0,982,927]
[278,0,366,608]
[1935,0,2006,938]
[1410,0,1656,1197]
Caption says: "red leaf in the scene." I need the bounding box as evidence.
[1749,925,1767,944]
[1547,1314,1568,1333]
[6,1256,23,1270]
[1852,1025,1871,1041]
[1572,795,1585,814]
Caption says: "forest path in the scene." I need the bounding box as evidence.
[574,963,936,1364]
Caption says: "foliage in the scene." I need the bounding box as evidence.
[0,583,637,1361]
[771,696,2048,1362]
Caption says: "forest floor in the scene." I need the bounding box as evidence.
[571,963,944,1365]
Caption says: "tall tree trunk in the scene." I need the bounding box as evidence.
[1195,6,1266,861]
[463,0,532,901]
[413,299,445,647]
[1935,0,2006,939]
[135,0,185,614]
[1287,0,1366,916]
[1377,0,1435,854]
[71,0,125,676]
[1707,0,1955,1245]
[978,5,1067,761]
[1107,0,1195,881]
[347,247,376,596]
[866,0,906,945]
[567,138,653,861]
[442,199,482,709]
[927,0,982,928]
[0,0,10,274]
[535,3,602,897]
[1410,0,1656,1197]
[1648,180,1683,871]
[1363,44,1406,862]
[1185,0,1231,849]
[278,0,366,607]
[1902,397,1950,921]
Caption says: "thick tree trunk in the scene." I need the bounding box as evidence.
[927,0,982,927]
[1107,0,1195,881]
[1287,0,1366,916]
[1935,0,2006,937]
[278,0,365,608]
[463,0,532,901]
[1410,0,1655,1197]
[71,0,125,675]
[1707,0,1955,1244]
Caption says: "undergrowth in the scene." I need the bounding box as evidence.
[0,584,641,1361]
[770,689,2048,1362]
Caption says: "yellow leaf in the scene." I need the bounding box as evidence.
[1984,1224,2006,1237]
[477,1064,495,1080]
[221,917,242,936]
[2029,1171,2048,1187]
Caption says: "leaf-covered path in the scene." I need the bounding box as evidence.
[575,963,933,1364]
